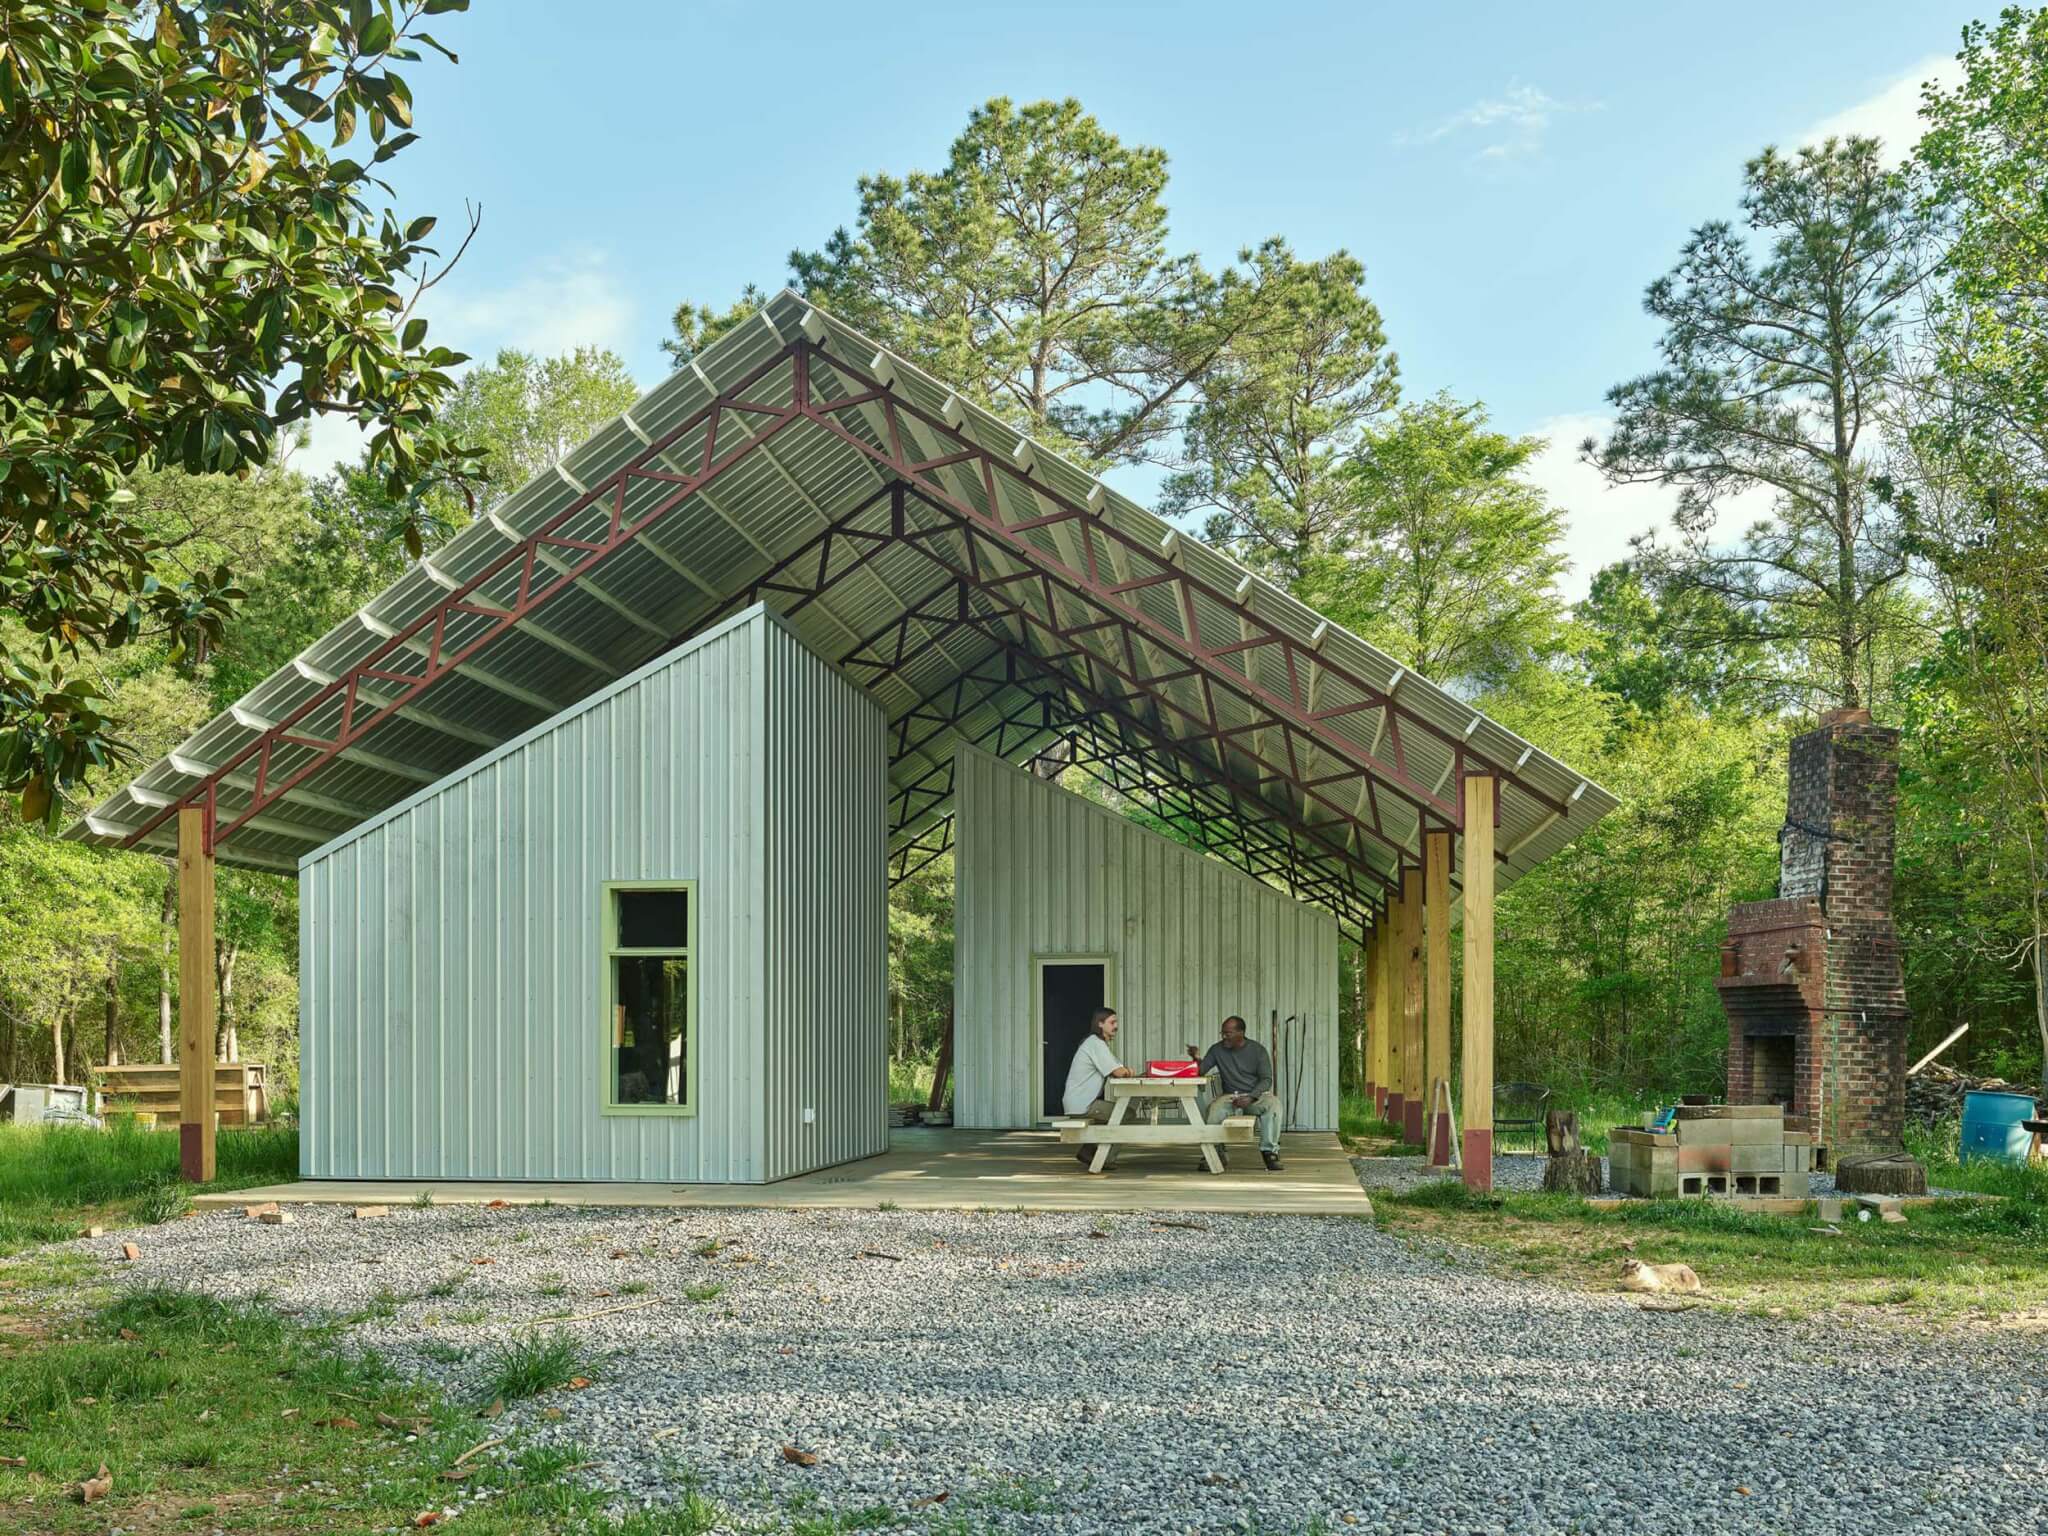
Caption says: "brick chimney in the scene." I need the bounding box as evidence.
[1718,709,1909,1156]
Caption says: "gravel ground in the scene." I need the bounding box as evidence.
[1352,1153,1972,1200]
[62,1204,2048,1535]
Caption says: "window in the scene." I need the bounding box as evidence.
[602,883,696,1114]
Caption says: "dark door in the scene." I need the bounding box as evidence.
[1041,961,1107,1118]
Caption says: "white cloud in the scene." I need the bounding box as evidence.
[1401,83,1597,163]
[280,410,375,479]
[1522,413,1673,602]
[1798,53,1963,166]
[431,246,637,362]
[1521,413,1774,603]
[271,248,641,480]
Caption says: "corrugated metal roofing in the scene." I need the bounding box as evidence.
[66,289,1618,934]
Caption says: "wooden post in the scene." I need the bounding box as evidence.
[177,807,216,1183]
[1361,931,1378,1113]
[1425,829,1453,1166]
[1380,902,1403,1132]
[1399,864,1424,1148]
[1460,775,1496,1191]
[1365,921,1383,1116]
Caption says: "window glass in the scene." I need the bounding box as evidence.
[611,955,689,1106]
[605,885,693,1112]
[617,888,689,950]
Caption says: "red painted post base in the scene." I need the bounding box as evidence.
[1429,1111,1452,1167]
[1385,1092,1405,1131]
[179,1122,205,1183]
[1403,1097,1425,1148]
[1462,1128,1493,1190]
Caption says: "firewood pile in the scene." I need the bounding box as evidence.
[1907,1063,2031,1127]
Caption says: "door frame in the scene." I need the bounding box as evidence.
[1030,952,1118,1126]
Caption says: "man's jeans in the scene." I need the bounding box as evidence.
[1202,1089,1283,1154]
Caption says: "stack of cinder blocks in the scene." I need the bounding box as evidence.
[1609,1105,1820,1198]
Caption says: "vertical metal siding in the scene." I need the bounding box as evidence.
[300,606,867,1183]
[954,744,1339,1131]
[760,622,889,1181]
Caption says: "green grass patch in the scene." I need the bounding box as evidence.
[0,1282,681,1535]
[481,1332,586,1402]
[1376,1180,2048,1322]
[0,1122,298,1257]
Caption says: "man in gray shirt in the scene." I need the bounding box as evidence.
[1186,1015,1284,1170]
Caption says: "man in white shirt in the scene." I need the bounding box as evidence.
[1062,1006,1134,1169]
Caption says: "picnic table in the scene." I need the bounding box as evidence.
[1053,1073,1257,1174]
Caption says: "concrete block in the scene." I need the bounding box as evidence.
[1816,1197,1844,1223]
[1679,1120,1732,1147]
[1729,1119,1786,1146]
[1677,1143,1731,1174]
[1732,1143,1786,1174]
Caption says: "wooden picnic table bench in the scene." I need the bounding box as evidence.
[1051,1074,1257,1174]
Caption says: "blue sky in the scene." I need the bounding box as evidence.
[316,1,1984,596]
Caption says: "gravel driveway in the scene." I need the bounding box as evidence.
[77,1204,2048,1535]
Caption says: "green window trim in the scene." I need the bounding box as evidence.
[600,880,699,1118]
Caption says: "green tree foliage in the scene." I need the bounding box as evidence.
[442,346,640,499]
[1162,243,1400,583]
[778,97,1269,467]
[1492,705,1783,1096]
[0,0,476,816]
[1586,138,1931,713]
[1304,394,1569,692]
[1918,7,2048,468]
[663,285,769,370]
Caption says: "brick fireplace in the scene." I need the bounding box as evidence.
[1718,710,1910,1156]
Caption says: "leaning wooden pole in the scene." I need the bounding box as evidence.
[1461,775,1496,1191]
[1425,829,1453,1166]
[177,807,217,1183]
[1399,864,1425,1149]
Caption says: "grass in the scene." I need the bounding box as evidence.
[481,1332,587,1402]
[1375,1176,2048,1322]
[0,1122,297,1256]
[0,1282,702,1535]
[887,1052,937,1105]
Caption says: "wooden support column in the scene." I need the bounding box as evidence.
[1361,930,1379,1113]
[1425,829,1453,1166]
[1380,903,1404,1131]
[1461,775,1496,1190]
[1399,864,1425,1148]
[177,807,216,1183]
[1368,921,1382,1116]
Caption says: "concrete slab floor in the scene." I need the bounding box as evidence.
[195,1128,1371,1217]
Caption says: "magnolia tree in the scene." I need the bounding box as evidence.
[0,0,477,819]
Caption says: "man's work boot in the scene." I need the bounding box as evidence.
[1262,1150,1284,1171]
[1194,1151,1229,1173]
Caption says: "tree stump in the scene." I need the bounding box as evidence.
[1833,1152,1927,1196]
[1542,1109,1604,1195]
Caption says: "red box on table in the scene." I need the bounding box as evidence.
[1145,1060,1199,1078]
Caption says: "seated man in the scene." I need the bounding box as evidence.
[1063,1006,1135,1170]
[1185,1015,1285,1171]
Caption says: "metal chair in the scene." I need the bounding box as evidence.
[1493,1082,1551,1151]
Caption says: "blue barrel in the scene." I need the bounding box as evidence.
[1960,1090,2038,1165]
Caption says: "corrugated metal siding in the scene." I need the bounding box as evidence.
[761,622,889,1181]
[953,744,1339,1132]
[301,607,842,1183]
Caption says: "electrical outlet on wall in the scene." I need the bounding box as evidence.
[802,1107,816,1125]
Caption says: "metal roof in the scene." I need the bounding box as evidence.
[66,289,1618,937]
